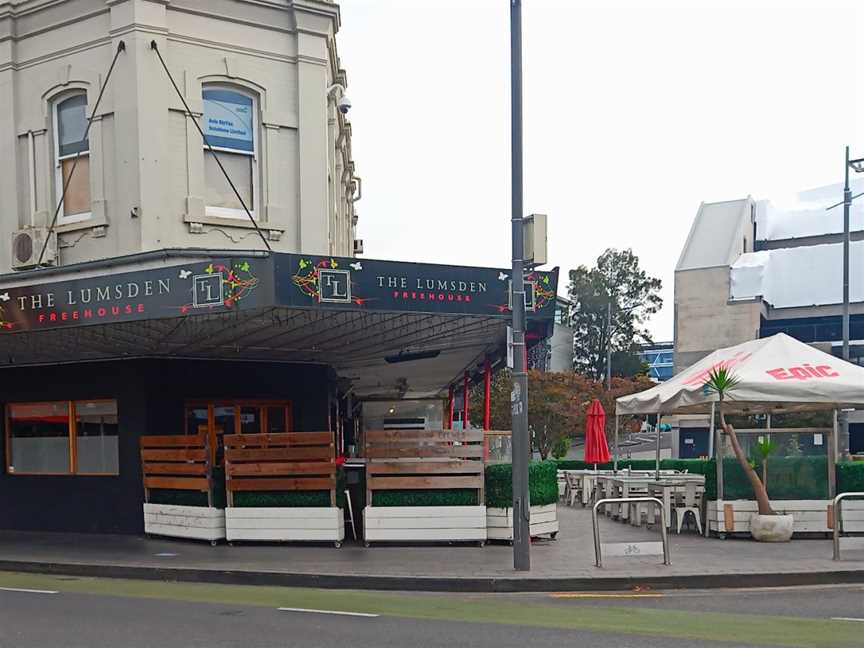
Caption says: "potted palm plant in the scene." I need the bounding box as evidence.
[703,367,793,542]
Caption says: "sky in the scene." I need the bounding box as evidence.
[336,0,863,340]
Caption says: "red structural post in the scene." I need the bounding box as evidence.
[483,360,491,461]
[447,385,454,430]
[463,371,470,430]
[483,361,491,431]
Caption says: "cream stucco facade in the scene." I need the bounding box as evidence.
[0,0,359,271]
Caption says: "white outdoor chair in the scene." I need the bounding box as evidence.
[566,472,583,506]
[672,482,703,534]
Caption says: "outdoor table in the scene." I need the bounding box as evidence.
[604,475,705,528]
[565,469,683,506]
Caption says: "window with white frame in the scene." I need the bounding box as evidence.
[202,86,257,218]
[54,93,91,223]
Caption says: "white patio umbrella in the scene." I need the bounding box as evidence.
[614,333,864,479]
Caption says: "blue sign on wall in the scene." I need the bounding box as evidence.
[203,89,254,153]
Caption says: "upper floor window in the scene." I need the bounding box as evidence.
[54,94,91,223]
[202,86,257,219]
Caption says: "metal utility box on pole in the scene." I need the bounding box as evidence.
[509,0,530,572]
[523,213,548,266]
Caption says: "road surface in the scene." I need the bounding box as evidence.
[0,571,861,647]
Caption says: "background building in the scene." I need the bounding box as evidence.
[675,183,864,373]
[638,341,674,381]
[0,0,360,273]
[673,182,864,454]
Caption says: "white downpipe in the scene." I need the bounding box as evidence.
[28,130,37,227]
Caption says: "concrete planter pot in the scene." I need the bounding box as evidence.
[363,505,487,545]
[486,503,559,541]
[225,507,345,546]
[749,513,794,542]
[143,503,226,543]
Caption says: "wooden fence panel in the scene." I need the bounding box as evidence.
[223,431,336,507]
[139,434,213,505]
[364,429,488,506]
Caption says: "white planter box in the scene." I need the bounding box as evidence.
[486,503,559,541]
[225,507,345,544]
[364,505,487,544]
[143,503,226,542]
[708,500,864,535]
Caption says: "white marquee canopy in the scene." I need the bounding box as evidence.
[616,333,864,416]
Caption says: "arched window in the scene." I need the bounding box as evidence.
[54,93,91,223]
[202,86,257,218]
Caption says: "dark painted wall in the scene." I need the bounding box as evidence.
[0,359,332,534]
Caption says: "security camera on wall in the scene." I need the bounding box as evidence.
[337,94,351,114]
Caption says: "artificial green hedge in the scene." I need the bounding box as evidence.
[371,489,478,507]
[703,457,829,500]
[837,461,864,493]
[149,467,346,508]
[484,461,558,509]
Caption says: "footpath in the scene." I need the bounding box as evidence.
[0,507,860,592]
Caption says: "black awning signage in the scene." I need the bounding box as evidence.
[0,258,269,333]
[274,254,558,319]
[0,253,557,334]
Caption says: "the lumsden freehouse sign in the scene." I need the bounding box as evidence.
[0,253,558,332]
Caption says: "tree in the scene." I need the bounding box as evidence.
[566,248,663,380]
[704,367,775,516]
[469,370,655,459]
[610,349,649,379]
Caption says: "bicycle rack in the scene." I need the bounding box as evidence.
[592,497,670,568]
[832,491,864,560]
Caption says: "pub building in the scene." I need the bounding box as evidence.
[0,251,558,534]
[0,0,559,539]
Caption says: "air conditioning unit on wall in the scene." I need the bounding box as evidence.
[11,228,56,270]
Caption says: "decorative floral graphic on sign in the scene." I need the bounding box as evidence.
[292,258,367,305]
[179,261,259,314]
[492,271,554,313]
[531,272,555,310]
[0,305,13,330]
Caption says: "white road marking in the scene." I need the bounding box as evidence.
[0,587,59,595]
[832,617,864,623]
[278,607,379,618]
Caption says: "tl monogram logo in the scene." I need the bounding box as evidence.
[192,273,224,308]
[318,268,351,304]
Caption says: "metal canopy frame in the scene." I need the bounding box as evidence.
[0,306,509,400]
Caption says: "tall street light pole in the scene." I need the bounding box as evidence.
[839,146,864,460]
[606,301,613,390]
[509,0,530,572]
[843,146,851,364]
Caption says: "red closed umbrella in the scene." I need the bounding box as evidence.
[584,399,610,467]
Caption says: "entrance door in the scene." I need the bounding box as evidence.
[184,400,294,467]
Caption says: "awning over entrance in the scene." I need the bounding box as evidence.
[0,251,558,399]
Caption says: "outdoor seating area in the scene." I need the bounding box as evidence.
[559,468,706,533]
